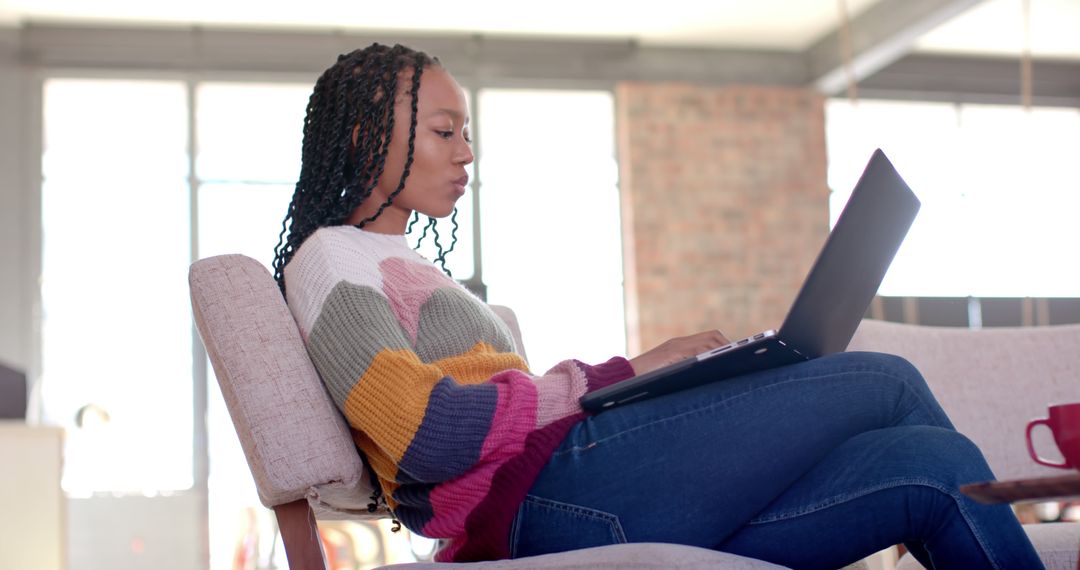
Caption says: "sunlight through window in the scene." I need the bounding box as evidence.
[827,99,1080,298]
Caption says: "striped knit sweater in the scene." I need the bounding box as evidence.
[284,226,635,561]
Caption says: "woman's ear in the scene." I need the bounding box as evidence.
[352,123,360,148]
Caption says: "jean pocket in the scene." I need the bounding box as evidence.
[509,495,627,558]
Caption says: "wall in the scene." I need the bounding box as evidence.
[616,83,830,353]
[0,27,31,374]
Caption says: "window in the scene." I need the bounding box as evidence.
[477,89,626,371]
[41,79,193,494]
[826,99,1080,298]
[41,77,627,568]
[195,81,311,569]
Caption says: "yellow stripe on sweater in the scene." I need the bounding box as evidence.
[343,348,443,464]
[343,343,531,466]
[431,343,530,385]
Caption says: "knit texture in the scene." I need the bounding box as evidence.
[284,226,635,561]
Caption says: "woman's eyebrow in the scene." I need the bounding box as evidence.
[427,108,469,122]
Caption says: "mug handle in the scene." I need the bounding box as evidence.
[1026,418,1069,469]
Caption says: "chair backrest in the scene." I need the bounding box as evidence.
[849,319,1080,481]
[188,253,528,514]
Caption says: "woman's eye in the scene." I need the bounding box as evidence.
[436,130,453,139]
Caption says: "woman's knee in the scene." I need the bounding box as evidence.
[838,351,922,379]
[837,351,937,398]
[884,426,993,484]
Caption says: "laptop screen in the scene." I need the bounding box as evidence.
[778,149,920,358]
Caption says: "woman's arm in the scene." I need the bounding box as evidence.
[304,279,633,484]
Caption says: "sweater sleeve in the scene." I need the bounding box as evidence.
[303,278,634,485]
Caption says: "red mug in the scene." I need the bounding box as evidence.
[1026,402,1080,470]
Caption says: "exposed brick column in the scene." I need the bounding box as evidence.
[616,83,829,354]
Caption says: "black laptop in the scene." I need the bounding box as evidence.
[580,149,920,413]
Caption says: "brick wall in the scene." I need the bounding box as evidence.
[616,83,829,353]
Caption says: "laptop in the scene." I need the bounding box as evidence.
[580,149,920,413]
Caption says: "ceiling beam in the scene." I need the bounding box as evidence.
[14,23,808,87]
[805,0,984,95]
[12,21,1080,105]
[860,53,1080,107]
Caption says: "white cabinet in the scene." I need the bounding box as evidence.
[0,422,66,570]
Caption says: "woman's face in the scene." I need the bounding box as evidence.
[348,65,474,232]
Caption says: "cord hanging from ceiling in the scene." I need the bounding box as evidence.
[838,0,859,105]
[1021,0,1033,110]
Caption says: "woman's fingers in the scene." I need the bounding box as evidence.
[629,329,733,375]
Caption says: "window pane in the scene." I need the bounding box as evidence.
[196,83,311,183]
[42,79,192,493]
[955,104,1080,297]
[478,89,625,372]
[196,82,309,570]
[826,99,1080,298]
[198,182,295,269]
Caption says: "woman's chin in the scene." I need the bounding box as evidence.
[421,204,459,219]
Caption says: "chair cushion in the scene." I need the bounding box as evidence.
[895,522,1080,570]
[376,542,790,569]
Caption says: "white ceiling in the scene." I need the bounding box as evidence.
[1,0,1078,58]
[916,0,1080,58]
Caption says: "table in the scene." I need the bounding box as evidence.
[961,473,1080,570]
[961,473,1080,504]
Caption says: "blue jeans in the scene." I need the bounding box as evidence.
[510,352,1043,570]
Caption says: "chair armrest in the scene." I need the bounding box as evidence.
[490,304,528,364]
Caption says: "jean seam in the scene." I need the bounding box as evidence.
[509,502,523,558]
[745,477,1005,570]
[516,494,628,545]
[557,363,919,458]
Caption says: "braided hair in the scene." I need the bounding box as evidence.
[272,43,459,295]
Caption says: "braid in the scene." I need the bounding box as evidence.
[433,208,459,276]
[406,210,421,234]
[404,210,457,277]
[352,58,425,227]
[272,44,440,294]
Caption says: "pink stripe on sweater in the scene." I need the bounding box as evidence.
[446,414,584,562]
[422,371,538,538]
[378,257,452,342]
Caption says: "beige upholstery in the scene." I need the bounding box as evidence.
[189,253,377,517]
[382,543,788,569]
[189,254,788,569]
[850,319,1080,570]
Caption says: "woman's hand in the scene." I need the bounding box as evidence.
[628,330,731,376]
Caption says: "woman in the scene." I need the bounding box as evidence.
[272,43,1043,569]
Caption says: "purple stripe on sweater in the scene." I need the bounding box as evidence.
[399,376,499,483]
[392,483,436,532]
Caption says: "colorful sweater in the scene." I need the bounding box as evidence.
[284,226,635,561]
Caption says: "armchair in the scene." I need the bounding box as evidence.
[188,254,792,569]
[849,319,1080,569]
